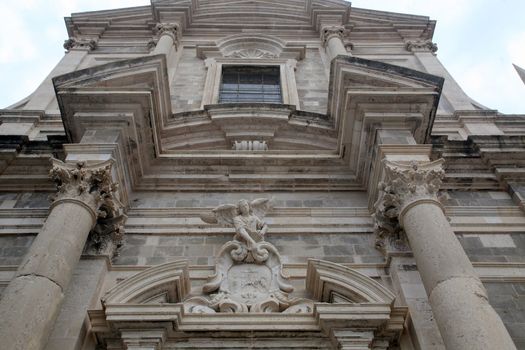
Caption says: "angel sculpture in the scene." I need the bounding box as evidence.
[200,198,271,249]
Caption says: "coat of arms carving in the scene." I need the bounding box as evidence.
[183,199,312,313]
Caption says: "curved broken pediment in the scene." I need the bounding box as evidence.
[102,260,190,304]
[306,259,396,305]
[90,257,406,349]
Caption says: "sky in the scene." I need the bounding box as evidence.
[0,0,524,114]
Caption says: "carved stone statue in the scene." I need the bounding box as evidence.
[200,198,271,263]
[186,198,312,313]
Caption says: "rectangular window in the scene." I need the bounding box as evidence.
[219,66,282,103]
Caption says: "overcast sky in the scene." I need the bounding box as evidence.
[1,0,524,113]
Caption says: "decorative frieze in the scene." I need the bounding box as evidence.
[406,39,438,53]
[232,140,268,151]
[63,37,97,51]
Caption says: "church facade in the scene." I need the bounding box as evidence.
[0,1,524,349]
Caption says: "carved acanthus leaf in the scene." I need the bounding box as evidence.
[63,37,97,51]
[406,40,438,53]
[50,159,126,257]
[373,159,445,254]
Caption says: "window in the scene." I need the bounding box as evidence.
[219,66,282,103]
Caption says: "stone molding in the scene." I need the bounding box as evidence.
[406,39,438,53]
[102,260,190,304]
[321,25,345,47]
[306,259,395,304]
[373,159,445,253]
[63,37,97,51]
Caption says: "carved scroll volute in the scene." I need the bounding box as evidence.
[373,159,445,253]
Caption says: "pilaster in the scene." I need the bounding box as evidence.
[407,40,475,112]
[22,37,95,113]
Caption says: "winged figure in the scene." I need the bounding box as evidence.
[200,198,272,248]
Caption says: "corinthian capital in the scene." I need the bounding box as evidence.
[154,22,180,40]
[49,159,122,221]
[373,159,445,253]
[405,40,438,53]
[63,37,97,51]
[321,25,345,46]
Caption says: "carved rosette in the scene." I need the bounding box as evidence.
[405,40,438,53]
[321,25,345,47]
[373,159,445,254]
[63,37,97,51]
[49,159,125,257]
[154,22,180,41]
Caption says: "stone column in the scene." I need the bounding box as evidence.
[151,22,180,82]
[0,159,121,350]
[321,25,349,61]
[374,159,516,350]
[406,40,475,112]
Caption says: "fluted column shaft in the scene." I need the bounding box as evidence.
[0,159,120,350]
[376,160,516,350]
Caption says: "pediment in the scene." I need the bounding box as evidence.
[89,258,406,348]
[327,56,443,188]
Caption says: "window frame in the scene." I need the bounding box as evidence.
[201,58,300,109]
[218,65,283,104]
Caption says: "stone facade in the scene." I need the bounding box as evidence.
[0,1,524,349]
